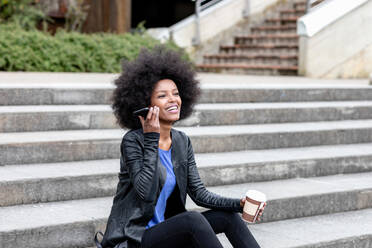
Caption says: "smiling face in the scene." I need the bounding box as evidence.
[150,79,182,125]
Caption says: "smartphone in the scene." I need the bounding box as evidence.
[133,107,149,119]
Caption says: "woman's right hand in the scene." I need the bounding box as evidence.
[138,106,160,133]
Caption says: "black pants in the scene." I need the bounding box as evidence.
[141,210,260,248]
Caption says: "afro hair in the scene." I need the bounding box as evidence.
[111,46,201,130]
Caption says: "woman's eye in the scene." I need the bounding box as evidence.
[158,95,165,98]
[174,92,179,96]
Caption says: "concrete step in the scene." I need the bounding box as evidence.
[203,54,298,66]
[234,34,299,46]
[2,143,372,206]
[0,84,114,106]
[196,142,372,185]
[200,85,372,103]
[0,159,119,207]
[219,44,298,56]
[3,83,372,105]
[3,120,372,165]
[171,119,372,154]
[220,208,372,248]
[186,101,372,126]
[0,72,117,84]
[184,119,372,153]
[7,101,372,132]
[197,63,298,75]
[0,197,109,248]
[1,173,372,248]
[0,105,116,132]
[0,129,124,166]
[250,25,297,35]
[186,172,372,222]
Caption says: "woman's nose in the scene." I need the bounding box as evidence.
[168,95,177,102]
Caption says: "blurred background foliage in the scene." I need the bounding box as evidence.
[64,0,89,32]
[0,23,184,72]
[0,0,189,72]
[0,0,49,30]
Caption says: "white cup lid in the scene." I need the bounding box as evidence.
[246,190,266,202]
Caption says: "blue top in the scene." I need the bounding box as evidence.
[146,148,176,229]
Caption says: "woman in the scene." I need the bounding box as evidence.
[97,46,265,248]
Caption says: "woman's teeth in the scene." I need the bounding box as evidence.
[167,106,177,111]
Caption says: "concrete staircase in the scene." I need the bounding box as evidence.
[197,1,307,75]
[1,73,372,248]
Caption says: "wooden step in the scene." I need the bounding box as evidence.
[280,9,306,18]
[197,63,298,75]
[265,17,299,26]
[251,25,297,35]
[294,1,307,10]
[219,44,298,56]
[280,9,306,14]
[234,34,298,46]
[203,54,298,66]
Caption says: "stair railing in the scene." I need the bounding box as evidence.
[192,0,250,46]
[306,0,326,12]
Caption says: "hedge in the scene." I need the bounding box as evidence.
[0,24,188,72]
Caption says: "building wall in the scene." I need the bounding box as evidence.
[298,0,372,78]
[39,0,131,33]
[322,42,372,79]
[83,0,131,33]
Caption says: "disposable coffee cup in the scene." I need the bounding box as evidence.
[242,190,266,223]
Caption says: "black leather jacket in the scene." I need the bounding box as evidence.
[100,128,242,248]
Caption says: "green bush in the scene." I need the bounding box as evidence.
[0,24,189,72]
[0,0,48,30]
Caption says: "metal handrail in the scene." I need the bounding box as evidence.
[200,0,224,11]
[192,0,250,46]
[306,0,326,13]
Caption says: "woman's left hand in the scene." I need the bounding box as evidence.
[240,198,267,222]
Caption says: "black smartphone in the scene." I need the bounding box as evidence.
[133,107,149,119]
